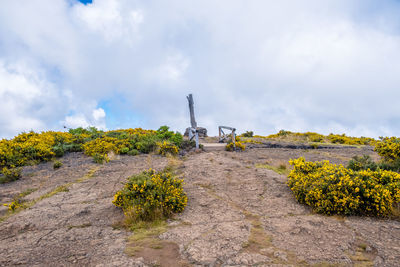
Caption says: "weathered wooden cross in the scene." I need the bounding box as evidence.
[187,94,199,149]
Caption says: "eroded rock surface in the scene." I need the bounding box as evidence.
[1,147,399,266]
[0,153,168,267]
[161,148,400,266]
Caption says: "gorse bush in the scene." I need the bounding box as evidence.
[0,126,183,171]
[225,141,246,151]
[288,157,400,216]
[225,137,245,151]
[374,137,400,163]
[157,141,179,156]
[113,168,187,221]
[53,160,63,169]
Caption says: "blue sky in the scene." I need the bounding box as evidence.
[1,0,400,138]
[79,0,92,4]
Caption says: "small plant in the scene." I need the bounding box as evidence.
[120,147,130,154]
[3,198,23,211]
[93,153,109,164]
[53,160,63,169]
[113,168,187,222]
[180,140,196,150]
[127,149,140,156]
[0,166,22,184]
[278,164,287,171]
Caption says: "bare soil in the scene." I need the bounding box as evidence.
[1,144,399,266]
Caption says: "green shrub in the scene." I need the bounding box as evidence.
[52,145,65,157]
[348,152,400,173]
[0,167,22,184]
[378,158,400,173]
[127,149,140,156]
[62,143,83,152]
[347,155,378,171]
[288,157,400,216]
[93,153,109,164]
[135,134,159,154]
[120,147,130,154]
[276,130,291,137]
[113,169,187,221]
[180,140,196,150]
[242,131,254,137]
[53,160,63,169]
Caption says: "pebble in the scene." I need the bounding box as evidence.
[274,251,288,262]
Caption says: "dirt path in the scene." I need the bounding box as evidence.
[1,147,400,266]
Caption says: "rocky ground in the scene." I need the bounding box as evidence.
[1,144,399,266]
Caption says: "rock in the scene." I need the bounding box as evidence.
[274,251,288,262]
[184,127,208,137]
[374,256,384,266]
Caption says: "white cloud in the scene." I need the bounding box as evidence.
[74,0,143,42]
[1,0,400,138]
[92,108,106,121]
[63,107,106,130]
[0,60,66,138]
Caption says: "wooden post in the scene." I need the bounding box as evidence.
[195,131,199,149]
[187,94,197,128]
[218,126,236,149]
[232,128,236,151]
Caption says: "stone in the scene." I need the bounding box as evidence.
[184,127,208,137]
[274,251,288,262]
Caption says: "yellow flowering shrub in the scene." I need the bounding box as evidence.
[113,169,187,221]
[288,157,400,216]
[225,141,246,151]
[0,166,22,183]
[0,126,183,171]
[157,141,179,156]
[83,136,128,157]
[0,131,74,168]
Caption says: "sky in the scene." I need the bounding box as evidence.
[1,0,400,139]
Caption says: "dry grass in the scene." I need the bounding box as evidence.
[255,163,291,176]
